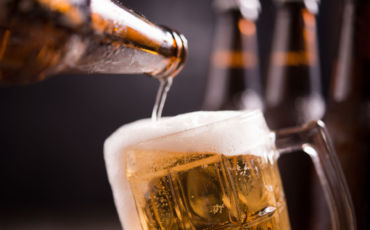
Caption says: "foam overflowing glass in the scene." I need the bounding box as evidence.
[104,110,355,230]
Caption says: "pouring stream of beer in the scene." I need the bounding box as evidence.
[151,77,173,121]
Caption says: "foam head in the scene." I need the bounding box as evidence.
[104,110,273,230]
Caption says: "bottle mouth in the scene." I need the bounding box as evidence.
[153,29,188,80]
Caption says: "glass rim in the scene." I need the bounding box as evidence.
[126,109,271,152]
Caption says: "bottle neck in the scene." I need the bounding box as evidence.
[0,0,187,84]
[211,10,259,68]
[69,0,188,79]
[265,1,324,126]
[203,8,262,110]
[266,2,322,99]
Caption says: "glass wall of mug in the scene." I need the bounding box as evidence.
[104,111,355,230]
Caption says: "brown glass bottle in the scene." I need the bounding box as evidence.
[323,0,370,229]
[202,0,263,110]
[0,0,187,85]
[264,0,325,229]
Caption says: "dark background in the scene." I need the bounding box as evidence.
[1,0,338,229]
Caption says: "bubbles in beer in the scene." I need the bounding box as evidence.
[127,151,290,229]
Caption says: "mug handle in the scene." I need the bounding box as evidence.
[274,120,356,230]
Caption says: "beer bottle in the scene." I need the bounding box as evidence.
[202,0,263,110]
[264,0,325,229]
[323,0,370,229]
[0,0,187,85]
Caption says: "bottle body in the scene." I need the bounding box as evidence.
[0,0,187,85]
[202,0,263,110]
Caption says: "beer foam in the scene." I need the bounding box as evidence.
[104,110,273,230]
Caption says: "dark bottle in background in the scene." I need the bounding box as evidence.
[264,0,325,229]
[202,0,263,110]
[323,0,370,229]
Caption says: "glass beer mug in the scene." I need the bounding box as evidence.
[104,110,355,230]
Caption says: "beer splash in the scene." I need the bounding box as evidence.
[151,77,173,121]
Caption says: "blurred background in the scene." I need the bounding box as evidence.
[0,0,362,229]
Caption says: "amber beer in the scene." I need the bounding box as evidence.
[126,153,290,230]
[104,111,291,230]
